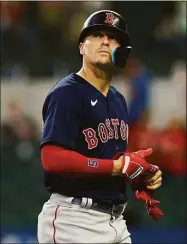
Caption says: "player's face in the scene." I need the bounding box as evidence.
[80,30,121,67]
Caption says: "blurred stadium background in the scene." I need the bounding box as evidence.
[1,1,186,243]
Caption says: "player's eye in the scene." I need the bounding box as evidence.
[107,33,121,44]
[107,33,116,40]
[91,31,121,44]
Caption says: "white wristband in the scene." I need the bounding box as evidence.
[122,155,130,174]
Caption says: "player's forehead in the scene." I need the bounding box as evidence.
[83,26,123,44]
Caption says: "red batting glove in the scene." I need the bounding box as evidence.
[130,149,164,221]
[133,188,164,221]
[121,148,158,182]
[119,148,164,221]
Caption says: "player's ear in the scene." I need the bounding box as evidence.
[79,42,85,56]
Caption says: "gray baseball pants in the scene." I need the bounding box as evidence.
[37,193,132,243]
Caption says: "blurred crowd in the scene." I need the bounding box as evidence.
[124,57,186,177]
[1,1,186,78]
[1,101,39,143]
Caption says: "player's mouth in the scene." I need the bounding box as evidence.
[99,50,110,54]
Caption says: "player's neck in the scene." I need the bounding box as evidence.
[77,65,112,97]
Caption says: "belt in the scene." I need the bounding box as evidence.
[72,197,127,217]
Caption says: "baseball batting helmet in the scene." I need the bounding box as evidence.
[79,10,132,68]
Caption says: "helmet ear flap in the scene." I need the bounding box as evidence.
[111,46,132,68]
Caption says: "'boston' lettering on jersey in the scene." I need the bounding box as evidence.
[83,119,128,149]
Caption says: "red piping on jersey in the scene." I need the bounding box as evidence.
[53,205,60,244]
[41,145,113,175]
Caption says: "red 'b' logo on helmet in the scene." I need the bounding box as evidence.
[104,13,115,25]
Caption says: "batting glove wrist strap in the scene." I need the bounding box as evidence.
[121,152,157,181]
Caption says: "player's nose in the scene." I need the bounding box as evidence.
[102,35,110,45]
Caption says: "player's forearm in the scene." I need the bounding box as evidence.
[41,144,117,176]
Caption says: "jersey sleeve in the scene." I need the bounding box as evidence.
[41,86,82,149]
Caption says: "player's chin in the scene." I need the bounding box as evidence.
[96,55,111,62]
[95,59,112,68]
[96,61,121,73]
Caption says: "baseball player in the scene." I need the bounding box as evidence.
[37,10,163,243]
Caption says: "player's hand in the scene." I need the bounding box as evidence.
[121,148,158,182]
[134,150,162,190]
[145,166,162,190]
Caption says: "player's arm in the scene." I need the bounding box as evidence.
[41,86,118,176]
[42,144,117,175]
[41,144,160,181]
